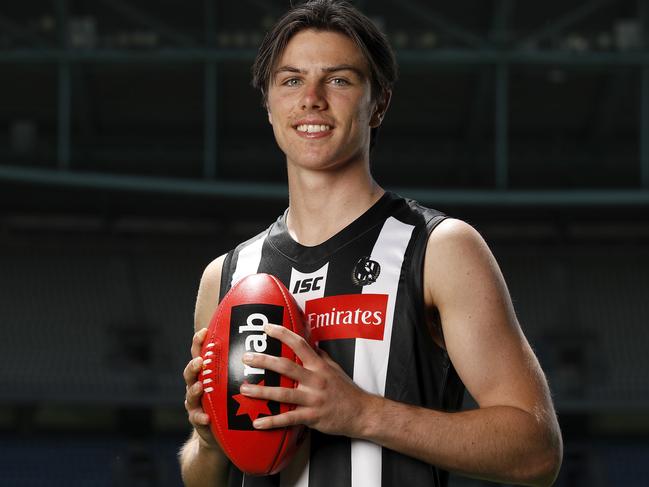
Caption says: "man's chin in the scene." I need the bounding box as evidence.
[285,151,367,173]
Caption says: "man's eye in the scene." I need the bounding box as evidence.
[331,78,349,86]
[284,78,301,87]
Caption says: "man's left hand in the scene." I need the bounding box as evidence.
[238,323,375,438]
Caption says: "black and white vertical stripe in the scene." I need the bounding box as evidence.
[220,193,462,487]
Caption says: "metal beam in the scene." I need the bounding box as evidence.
[490,0,515,46]
[244,0,284,17]
[495,63,509,189]
[491,0,513,189]
[353,0,368,11]
[0,14,53,47]
[465,0,514,145]
[203,0,218,179]
[0,166,287,199]
[589,72,629,138]
[204,0,217,48]
[464,70,491,145]
[7,48,649,66]
[642,69,649,188]
[204,62,218,179]
[398,49,649,66]
[72,65,96,154]
[57,62,72,169]
[395,0,490,49]
[56,0,71,170]
[2,166,649,206]
[96,0,198,47]
[517,0,617,49]
[0,48,257,63]
[641,0,649,188]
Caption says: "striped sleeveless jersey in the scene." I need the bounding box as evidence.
[219,192,464,487]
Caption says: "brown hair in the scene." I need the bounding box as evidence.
[251,0,398,150]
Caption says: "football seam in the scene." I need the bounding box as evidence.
[204,291,239,466]
[208,274,305,475]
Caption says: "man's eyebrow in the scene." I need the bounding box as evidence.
[273,64,366,78]
[321,64,366,78]
[274,65,303,75]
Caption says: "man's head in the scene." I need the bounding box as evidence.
[252,0,397,151]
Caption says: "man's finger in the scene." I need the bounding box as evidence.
[252,410,305,430]
[191,327,208,358]
[189,408,211,427]
[263,323,319,365]
[183,356,203,386]
[240,383,308,406]
[242,352,309,382]
[185,379,204,408]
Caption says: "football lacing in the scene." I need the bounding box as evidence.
[202,342,217,394]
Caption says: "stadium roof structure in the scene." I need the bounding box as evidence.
[1,0,648,215]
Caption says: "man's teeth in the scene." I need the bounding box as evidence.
[296,124,331,133]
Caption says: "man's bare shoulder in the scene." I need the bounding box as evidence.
[423,217,507,311]
[202,255,226,286]
[194,254,227,332]
[427,217,485,252]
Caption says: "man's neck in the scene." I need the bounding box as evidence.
[285,161,384,247]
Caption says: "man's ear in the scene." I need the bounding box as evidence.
[266,99,273,124]
[370,89,392,128]
[264,93,273,125]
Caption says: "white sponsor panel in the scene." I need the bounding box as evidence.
[351,217,415,487]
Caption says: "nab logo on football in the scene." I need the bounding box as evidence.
[227,304,282,430]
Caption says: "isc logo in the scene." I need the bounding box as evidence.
[292,276,324,294]
[289,263,329,308]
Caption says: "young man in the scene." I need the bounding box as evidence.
[180,1,563,486]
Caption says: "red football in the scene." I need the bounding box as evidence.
[200,273,308,475]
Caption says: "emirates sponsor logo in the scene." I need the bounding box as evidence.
[304,294,388,342]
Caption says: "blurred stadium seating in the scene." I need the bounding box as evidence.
[1,0,649,486]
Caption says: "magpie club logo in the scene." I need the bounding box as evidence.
[352,256,381,286]
[227,304,282,430]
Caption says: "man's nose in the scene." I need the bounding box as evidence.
[301,82,328,111]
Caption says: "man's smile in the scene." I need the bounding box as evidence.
[293,119,335,138]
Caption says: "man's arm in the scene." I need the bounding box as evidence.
[241,219,562,486]
[358,218,563,485]
[179,254,229,487]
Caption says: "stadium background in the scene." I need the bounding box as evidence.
[1,0,648,485]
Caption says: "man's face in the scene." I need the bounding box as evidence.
[266,29,382,172]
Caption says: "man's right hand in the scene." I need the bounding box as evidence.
[183,327,219,449]
[180,255,228,486]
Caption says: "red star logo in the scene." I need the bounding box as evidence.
[232,381,272,421]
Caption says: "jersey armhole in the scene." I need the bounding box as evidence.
[422,215,466,413]
[411,214,448,353]
[218,250,235,302]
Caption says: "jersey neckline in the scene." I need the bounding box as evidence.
[267,191,403,264]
